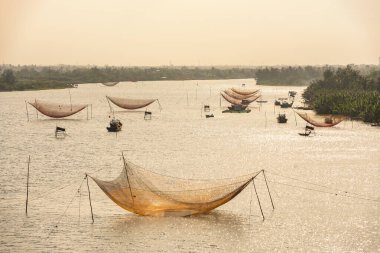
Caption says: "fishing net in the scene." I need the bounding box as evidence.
[102,82,119,86]
[296,111,345,127]
[28,100,88,118]
[231,88,260,96]
[221,92,260,106]
[225,89,260,100]
[107,96,157,110]
[90,160,258,217]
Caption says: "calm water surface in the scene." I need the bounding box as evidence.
[0,79,379,252]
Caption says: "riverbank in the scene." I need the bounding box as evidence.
[303,66,380,123]
[0,65,257,91]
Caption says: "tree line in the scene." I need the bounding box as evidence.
[255,66,326,86]
[0,65,258,91]
[303,66,380,123]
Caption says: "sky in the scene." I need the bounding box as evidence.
[0,0,379,66]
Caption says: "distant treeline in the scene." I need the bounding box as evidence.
[255,66,327,86]
[1,64,379,92]
[303,66,380,123]
[0,65,257,91]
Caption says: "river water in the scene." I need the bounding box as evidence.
[0,79,379,252]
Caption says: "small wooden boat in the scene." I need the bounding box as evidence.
[107,119,122,132]
[288,91,297,97]
[299,125,315,136]
[55,126,67,138]
[274,97,287,106]
[277,114,288,123]
[205,114,214,118]
[280,100,293,108]
[223,106,251,113]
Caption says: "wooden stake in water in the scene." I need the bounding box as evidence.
[69,89,72,111]
[35,99,38,119]
[25,155,31,215]
[293,110,298,126]
[265,111,267,128]
[187,91,189,106]
[86,175,94,224]
[253,180,265,221]
[25,101,29,122]
[262,170,275,210]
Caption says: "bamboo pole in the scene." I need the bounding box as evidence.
[253,180,265,221]
[78,185,81,224]
[86,175,94,223]
[262,170,275,210]
[293,110,298,126]
[25,155,31,215]
[186,91,189,106]
[91,104,93,119]
[69,89,72,111]
[265,111,267,128]
[106,97,113,113]
[25,101,29,122]
[122,152,134,205]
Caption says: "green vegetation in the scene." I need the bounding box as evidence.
[303,66,380,123]
[255,66,325,86]
[0,65,257,91]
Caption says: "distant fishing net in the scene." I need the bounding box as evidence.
[231,88,260,96]
[102,82,119,86]
[106,96,157,110]
[296,111,345,127]
[220,91,260,106]
[90,160,259,217]
[29,100,88,118]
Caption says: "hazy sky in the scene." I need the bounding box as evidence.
[1,0,379,66]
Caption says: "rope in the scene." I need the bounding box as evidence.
[266,171,378,201]
[46,176,86,239]
[268,179,380,203]
[31,181,80,201]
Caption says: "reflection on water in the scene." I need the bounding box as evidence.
[0,79,379,252]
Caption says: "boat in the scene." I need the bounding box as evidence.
[256,100,268,103]
[277,114,288,123]
[274,97,287,106]
[288,91,297,97]
[293,106,312,110]
[280,100,293,108]
[107,118,122,132]
[299,125,315,136]
[223,105,251,113]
